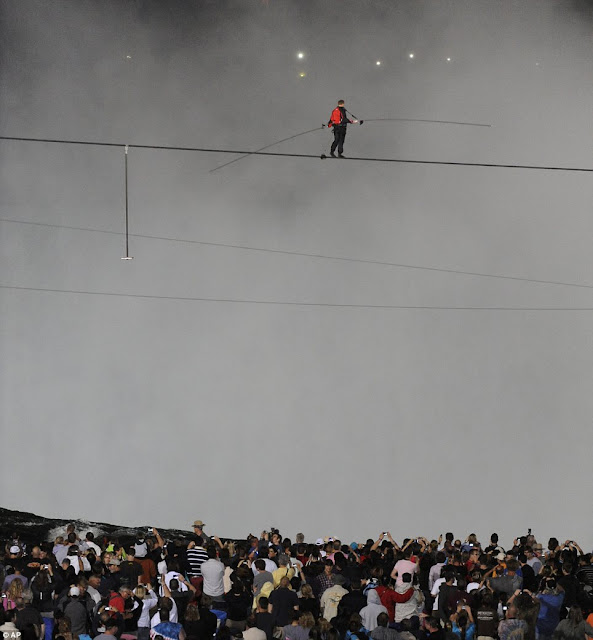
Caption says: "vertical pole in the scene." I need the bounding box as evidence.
[121,144,133,260]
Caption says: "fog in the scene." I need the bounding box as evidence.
[1,0,592,547]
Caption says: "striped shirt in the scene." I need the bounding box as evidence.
[186,547,208,577]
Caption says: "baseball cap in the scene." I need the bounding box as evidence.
[69,586,81,597]
[9,545,20,554]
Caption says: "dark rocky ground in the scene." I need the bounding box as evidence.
[0,507,198,549]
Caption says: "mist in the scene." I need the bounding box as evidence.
[1,0,592,548]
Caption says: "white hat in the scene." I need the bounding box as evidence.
[69,586,81,597]
[315,538,324,546]
[9,545,20,554]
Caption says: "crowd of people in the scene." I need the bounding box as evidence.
[2,522,593,640]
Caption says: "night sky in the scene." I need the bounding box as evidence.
[1,0,592,546]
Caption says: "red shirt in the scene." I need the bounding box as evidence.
[108,592,125,613]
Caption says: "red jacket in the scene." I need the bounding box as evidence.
[328,106,351,127]
[375,584,414,622]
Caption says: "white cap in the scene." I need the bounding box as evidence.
[69,586,81,597]
[9,545,20,554]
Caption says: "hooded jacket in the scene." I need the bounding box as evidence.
[394,583,423,624]
[536,591,564,636]
[360,589,388,632]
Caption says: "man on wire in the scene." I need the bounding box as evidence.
[327,99,357,157]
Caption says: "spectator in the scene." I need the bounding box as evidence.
[268,577,299,627]
[536,578,565,640]
[15,590,44,640]
[436,572,457,622]
[150,605,185,640]
[428,553,446,593]
[282,610,309,640]
[518,555,537,593]
[272,556,295,588]
[192,521,217,549]
[182,598,216,640]
[340,579,368,619]
[0,609,23,640]
[85,574,102,608]
[360,589,387,632]
[93,611,119,640]
[108,586,133,614]
[575,554,593,588]
[150,596,178,628]
[134,585,158,640]
[242,616,266,640]
[3,580,25,612]
[320,575,348,623]
[169,579,196,626]
[488,559,523,596]
[2,562,28,593]
[224,581,251,632]
[253,560,274,600]
[556,563,579,613]
[394,574,423,624]
[391,547,419,587]
[297,584,320,621]
[119,548,143,588]
[200,547,224,605]
[63,587,89,638]
[525,548,543,577]
[316,560,336,599]
[370,613,399,640]
[103,559,122,594]
[450,603,476,640]
[255,597,274,640]
[474,590,498,640]
[553,606,593,640]
[498,600,528,640]
[81,533,102,558]
[422,616,445,640]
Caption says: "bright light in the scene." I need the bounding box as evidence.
[297,52,304,59]
[126,55,132,59]
[408,52,415,59]
[376,60,381,66]
[299,71,306,78]
[446,57,451,62]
